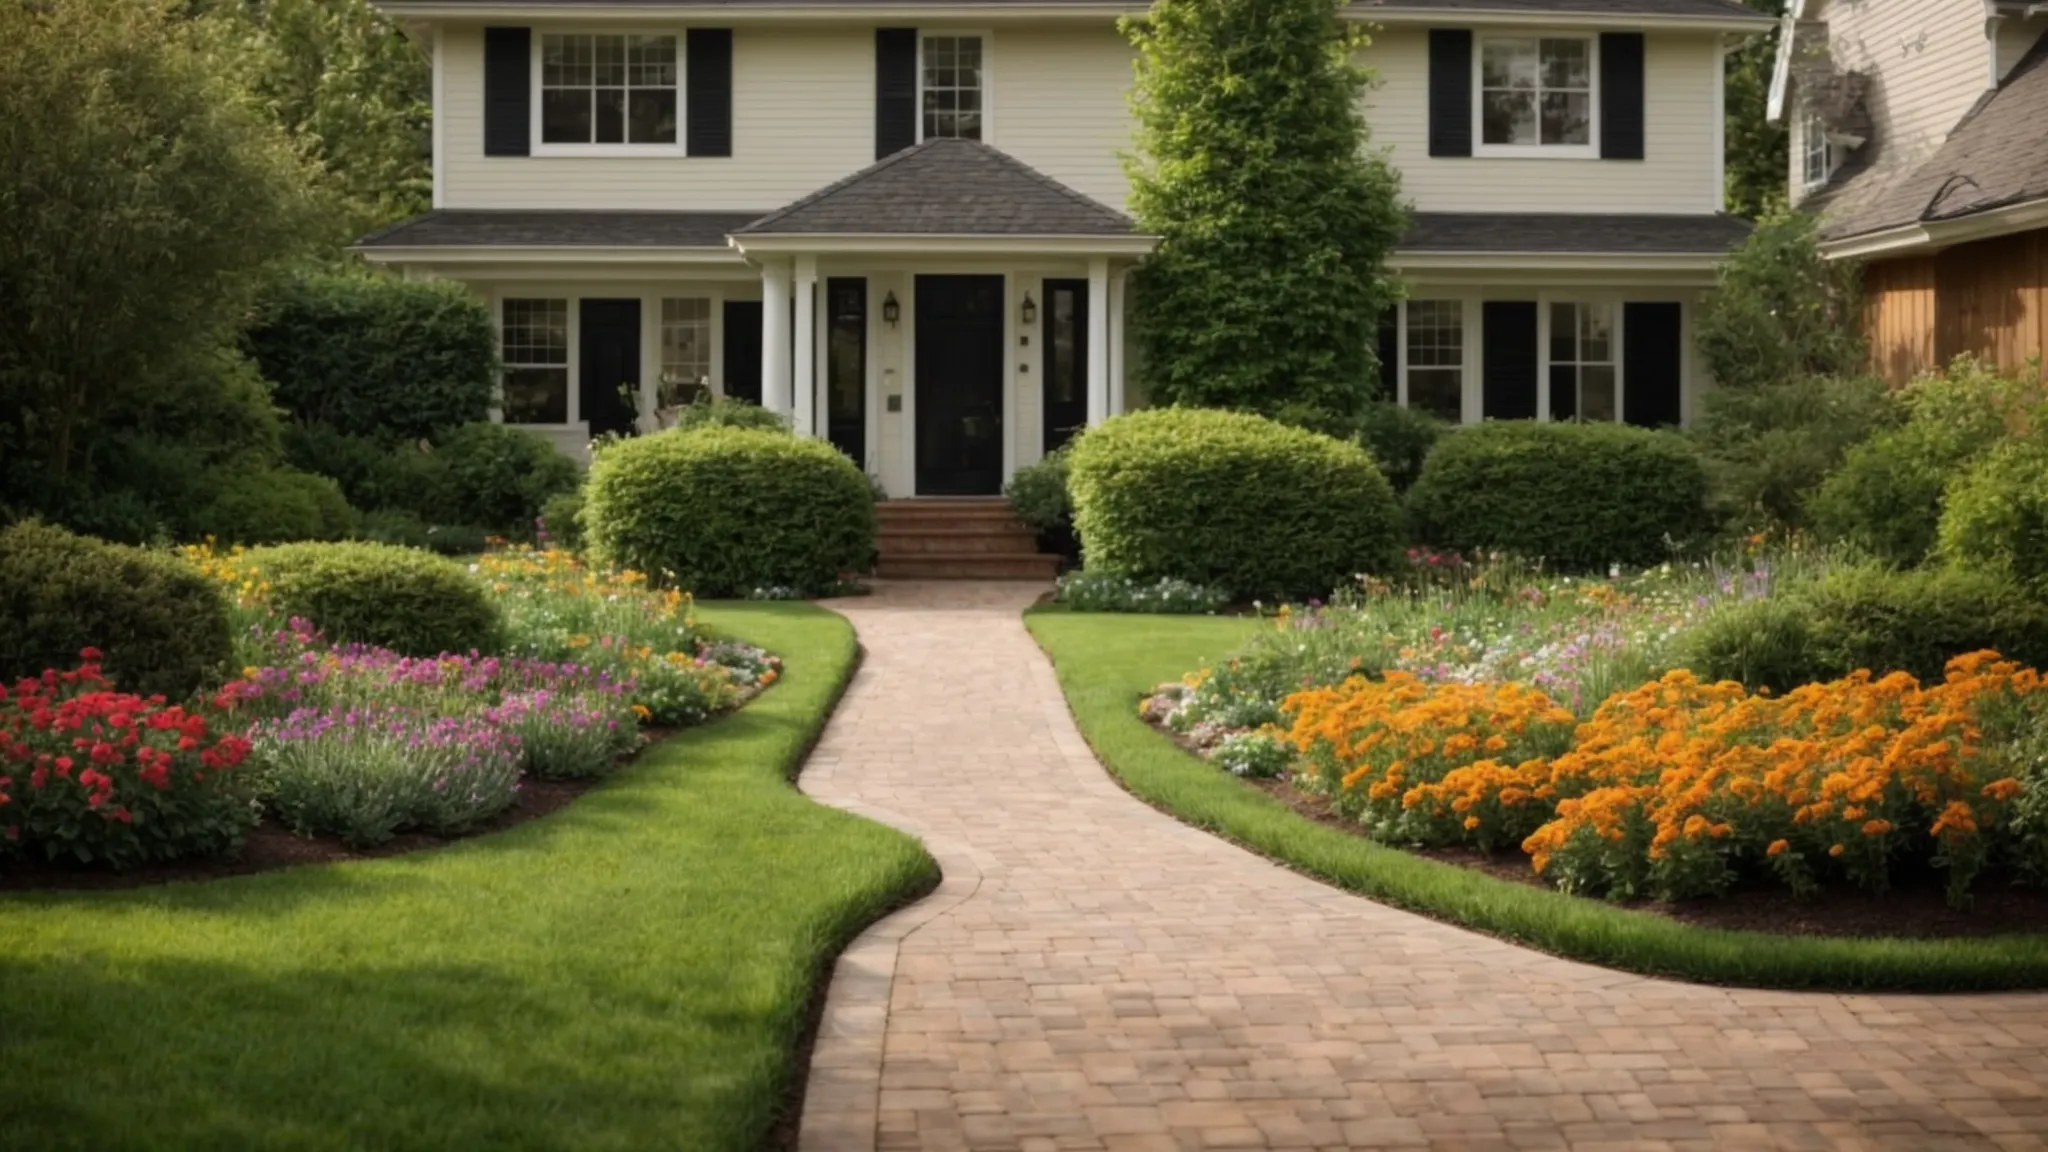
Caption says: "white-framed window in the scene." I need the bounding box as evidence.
[920,34,985,141]
[537,33,679,149]
[660,297,713,401]
[1802,111,1832,188]
[1478,35,1595,154]
[1549,301,1618,422]
[1404,300,1464,422]
[501,299,571,425]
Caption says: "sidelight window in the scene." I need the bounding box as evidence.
[502,299,570,424]
[1549,302,1617,422]
[1404,300,1464,421]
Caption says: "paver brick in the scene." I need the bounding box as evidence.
[796,582,2048,1151]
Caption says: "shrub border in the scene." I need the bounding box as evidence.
[1025,608,2048,993]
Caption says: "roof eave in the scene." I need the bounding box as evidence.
[375,2,1775,33]
[1389,250,1733,270]
[729,232,1158,256]
[1819,195,2048,260]
[353,243,746,263]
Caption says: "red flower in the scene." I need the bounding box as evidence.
[53,756,73,777]
[29,768,47,789]
[106,806,132,824]
[108,712,132,729]
[78,647,101,662]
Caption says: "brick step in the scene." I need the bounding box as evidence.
[876,506,1024,525]
[875,552,1062,580]
[879,527,1043,555]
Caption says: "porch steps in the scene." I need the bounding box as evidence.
[875,499,1061,581]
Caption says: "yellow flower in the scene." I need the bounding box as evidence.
[631,704,651,720]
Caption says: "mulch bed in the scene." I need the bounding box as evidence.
[1247,776,2048,939]
[0,725,695,894]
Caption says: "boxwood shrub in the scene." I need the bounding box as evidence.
[1066,408,1402,600]
[192,468,357,545]
[1406,422,1712,570]
[0,520,232,700]
[242,541,501,656]
[428,422,582,535]
[584,427,874,596]
[1936,437,2048,595]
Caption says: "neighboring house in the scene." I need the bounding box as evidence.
[1774,0,2048,383]
[357,0,1769,493]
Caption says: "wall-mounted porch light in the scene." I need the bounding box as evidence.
[1020,291,1038,326]
[882,291,901,327]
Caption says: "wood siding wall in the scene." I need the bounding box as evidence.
[1863,227,2048,385]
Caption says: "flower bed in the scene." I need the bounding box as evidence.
[1145,552,2048,913]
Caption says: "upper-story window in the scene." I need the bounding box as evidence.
[1478,36,1594,155]
[921,35,984,141]
[1802,111,1831,188]
[539,34,679,149]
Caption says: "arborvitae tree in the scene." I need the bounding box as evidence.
[1122,0,1406,426]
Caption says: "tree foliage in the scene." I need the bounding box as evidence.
[202,0,432,237]
[1122,0,1407,424]
[1696,210,1865,392]
[0,0,320,509]
[1724,0,1789,218]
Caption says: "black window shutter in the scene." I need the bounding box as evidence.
[686,29,733,157]
[483,27,531,157]
[1601,33,1646,161]
[1428,30,1473,158]
[1623,302,1683,426]
[875,28,918,159]
[1375,307,1400,401]
[1482,302,1538,420]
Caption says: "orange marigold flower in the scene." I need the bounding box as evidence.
[1983,777,2022,802]
[1861,819,1892,837]
[1930,800,1978,840]
[1766,839,1789,857]
[1463,816,1481,830]
[1828,844,1845,858]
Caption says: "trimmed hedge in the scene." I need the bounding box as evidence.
[243,542,501,656]
[585,427,874,596]
[428,422,582,535]
[1937,437,2048,595]
[192,469,357,545]
[1067,408,1402,600]
[1406,422,1712,570]
[0,521,232,699]
[247,274,498,441]
[1678,563,2048,690]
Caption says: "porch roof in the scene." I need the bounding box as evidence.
[356,209,762,250]
[733,138,1139,240]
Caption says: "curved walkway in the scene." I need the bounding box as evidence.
[798,582,2048,1152]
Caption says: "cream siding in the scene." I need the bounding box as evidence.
[1809,0,1988,180]
[440,24,874,210]
[1364,28,1723,215]
[994,26,1137,212]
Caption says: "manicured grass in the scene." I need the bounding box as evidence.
[0,601,935,1152]
[1026,608,2048,992]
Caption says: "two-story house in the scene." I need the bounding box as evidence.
[1775,0,2048,383]
[358,0,1768,497]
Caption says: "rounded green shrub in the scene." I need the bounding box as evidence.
[1405,422,1712,570]
[539,488,586,552]
[1936,437,2048,595]
[1804,562,2048,683]
[1004,448,1070,533]
[0,520,231,699]
[1808,429,1953,566]
[664,393,791,435]
[584,427,875,596]
[1675,597,1820,693]
[1067,408,1402,600]
[427,422,581,536]
[1354,401,1445,494]
[242,542,501,656]
[192,468,357,545]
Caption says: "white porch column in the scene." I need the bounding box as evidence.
[1106,267,1128,415]
[761,259,794,419]
[1086,257,1111,426]
[792,255,819,437]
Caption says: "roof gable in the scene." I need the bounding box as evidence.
[735,138,1135,237]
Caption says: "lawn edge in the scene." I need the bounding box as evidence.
[1024,610,2048,994]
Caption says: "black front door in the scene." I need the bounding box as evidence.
[915,274,1005,495]
[722,300,763,406]
[1041,278,1089,455]
[579,298,641,437]
[826,278,867,467]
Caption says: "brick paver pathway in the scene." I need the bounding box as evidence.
[798,581,2048,1152]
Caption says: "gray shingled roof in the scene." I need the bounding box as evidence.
[735,138,1136,236]
[357,209,763,248]
[1816,31,2048,241]
[1402,212,1753,253]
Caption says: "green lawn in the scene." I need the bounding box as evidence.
[1026,608,2048,992]
[0,601,935,1152]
